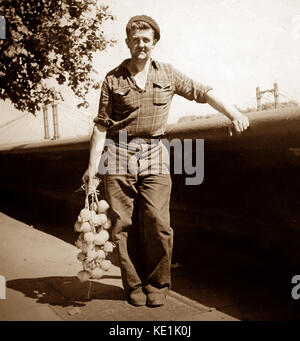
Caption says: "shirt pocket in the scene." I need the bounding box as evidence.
[153,81,173,105]
[113,86,135,112]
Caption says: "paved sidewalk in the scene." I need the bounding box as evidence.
[0,212,237,321]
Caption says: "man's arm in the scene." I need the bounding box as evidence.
[82,124,107,184]
[170,65,249,134]
[82,75,112,184]
[206,90,250,134]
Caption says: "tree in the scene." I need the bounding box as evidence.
[0,0,115,114]
[177,113,216,124]
[236,100,299,114]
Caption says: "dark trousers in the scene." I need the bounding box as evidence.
[103,173,173,294]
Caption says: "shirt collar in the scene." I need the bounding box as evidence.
[152,59,159,70]
[119,58,159,72]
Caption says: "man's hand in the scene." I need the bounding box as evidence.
[229,112,250,136]
[82,123,107,187]
[81,167,97,186]
[206,91,250,136]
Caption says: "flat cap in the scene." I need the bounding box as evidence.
[126,15,160,41]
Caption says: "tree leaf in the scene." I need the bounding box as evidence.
[0,0,116,114]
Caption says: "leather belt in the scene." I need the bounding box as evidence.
[107,134,163,144]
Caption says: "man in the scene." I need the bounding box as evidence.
[82,15,249,307]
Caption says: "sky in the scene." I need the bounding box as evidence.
[1,0,300,128]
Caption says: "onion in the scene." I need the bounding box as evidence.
[80,208,91,222]
[98,214,108,225]
[81,222,91,233]
[90,213,107,226]
[75,239,83,249]
[102,217,112,230]
[96,250,106,260]
[78,233,85,242]
[83,232,95,244]
[89,210,97,221]
[98,230,109,243]
[89,214,101,226]
[86,249,97,261]
[81,242,94,253]
[82,260,90,270]
[77,270,91,282]
[100,259,112,271]
[75,196,113,279]
[97,200,109,213]
[94,235,106,246]
[89,260,97,270]
[91,268,104,279]
[103,241,114,253]
[74,221,83,233]
[94,233,106,246]
[77,252,86,262]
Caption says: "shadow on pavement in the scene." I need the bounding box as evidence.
[7,276,126,308]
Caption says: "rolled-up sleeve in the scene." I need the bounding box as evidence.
[93,77,114,128]
[171,66,213,104]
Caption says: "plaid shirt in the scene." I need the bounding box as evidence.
[94,59,213,137]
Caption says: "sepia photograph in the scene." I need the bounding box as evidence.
[0,0,300,332]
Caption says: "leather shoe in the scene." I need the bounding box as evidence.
[127,287,147,306]
[146,292,167,307]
